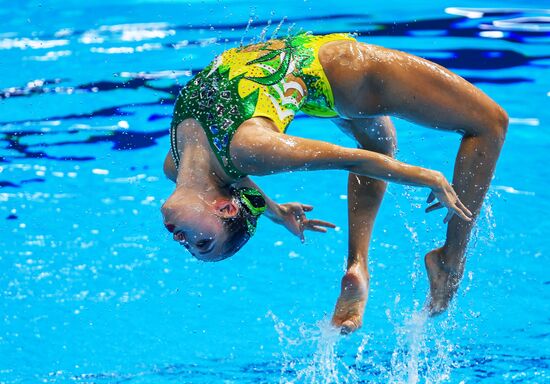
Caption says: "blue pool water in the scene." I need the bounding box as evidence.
[1,0,549,382]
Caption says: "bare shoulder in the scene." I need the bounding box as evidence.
[232,118,278,148]
[230,117,281,175]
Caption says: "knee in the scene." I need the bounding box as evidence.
[495,106,509,144]
[486,105,508,147]
[470,104,508,149]
[357,137,396,157]
[360,118,397,157]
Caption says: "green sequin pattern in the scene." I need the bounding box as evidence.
[170,33,352,178]
[171,66,259,178]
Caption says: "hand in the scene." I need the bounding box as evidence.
[425,173,473,223]
[277,203,336,243]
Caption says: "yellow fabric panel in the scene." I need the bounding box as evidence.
[300,33,355,117]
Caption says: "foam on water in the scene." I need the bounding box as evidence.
[269,311,358,384]
[387,307,463,384]
[269,305,468,383]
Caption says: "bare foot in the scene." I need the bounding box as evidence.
[424,247,464,316]
[331,264,369,334]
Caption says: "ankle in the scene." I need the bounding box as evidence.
[443,240,467,256]
[346,262,369,279]
[438,246,466,272]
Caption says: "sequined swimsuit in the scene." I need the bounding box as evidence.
[170,32,356,178]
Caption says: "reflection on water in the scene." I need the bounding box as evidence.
[1,7,548,172]
[1,3,549,383]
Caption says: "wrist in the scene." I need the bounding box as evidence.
[267,202,284,223]
[429,171,444,190]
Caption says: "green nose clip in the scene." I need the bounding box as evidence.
[237,187,266,236]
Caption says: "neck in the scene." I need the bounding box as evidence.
[174,122,232,192]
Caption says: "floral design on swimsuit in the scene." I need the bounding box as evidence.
[170,33,356,178]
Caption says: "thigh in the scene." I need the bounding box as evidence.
[320,40,507,137]
[332,116,396,156]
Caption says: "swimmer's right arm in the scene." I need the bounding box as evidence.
[234,176,336,241]
[231,119,472,222]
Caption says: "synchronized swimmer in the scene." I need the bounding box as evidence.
[160,33,507,333]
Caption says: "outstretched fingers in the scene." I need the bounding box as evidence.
[304,219,337,232]
[450,203,472,222]
[426,202,443,213]
[457,199,473,217]
[302,204,314,212]
[448,192,472,221]
[425,193,472,222]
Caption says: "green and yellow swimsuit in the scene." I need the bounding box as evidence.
[170,32,355,178]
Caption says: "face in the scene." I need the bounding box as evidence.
[161,190,239,261]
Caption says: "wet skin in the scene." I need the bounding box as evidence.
[163,39,506,333]
[317,40,507,331]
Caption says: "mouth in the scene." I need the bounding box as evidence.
[173,230,186,243]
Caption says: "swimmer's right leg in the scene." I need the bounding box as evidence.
[331,116,396,334]
[320,40,508,316]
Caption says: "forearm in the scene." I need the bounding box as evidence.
[344,148,441,189]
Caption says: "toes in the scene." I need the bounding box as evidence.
[427,296,449,317]
[339,319,361,335]
[428,304,445,317]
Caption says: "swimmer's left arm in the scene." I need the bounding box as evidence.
[231,119,472,222]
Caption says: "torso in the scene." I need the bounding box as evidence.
[170,32,356,178]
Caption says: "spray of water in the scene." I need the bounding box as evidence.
[269,306,465,384]
[268,311,366,384]
[259,14,273,42]
[386,304,466,384]
[391,185,422,290]
[271,17,288,39]
[240,11,289,48]
[240,11,256,47]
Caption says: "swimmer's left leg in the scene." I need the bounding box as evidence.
[331,116,396,334]
[320,40,508,315]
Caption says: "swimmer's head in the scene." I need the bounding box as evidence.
[161,186,266,261]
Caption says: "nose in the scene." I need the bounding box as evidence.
[164,223,176,233]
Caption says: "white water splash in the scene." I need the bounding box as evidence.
[388,309,430,383]
[268,312,363,384]
[259,16,273,42]
[392,186,423,289]
[269,308,463,384]
[240,11,256,47]
[469,188,498,249]
[271,17,288,39]
[387,308,460,384]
